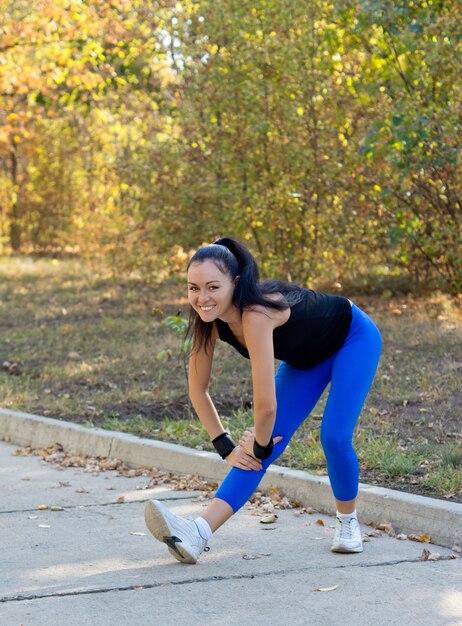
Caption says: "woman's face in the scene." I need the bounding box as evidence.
[187,259,237,322]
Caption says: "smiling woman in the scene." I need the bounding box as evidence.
[187,258,238,324]
[144,237,382,564]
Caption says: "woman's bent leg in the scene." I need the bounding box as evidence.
[214,360,332,514]
[320,305,382,503]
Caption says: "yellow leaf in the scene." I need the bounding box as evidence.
[408,533,431,543]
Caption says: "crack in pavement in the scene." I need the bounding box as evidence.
[1,557,445,604]
[0,495,195,515]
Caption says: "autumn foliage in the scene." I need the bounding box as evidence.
[0,0,460,291]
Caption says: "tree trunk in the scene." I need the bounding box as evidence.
[9,143,21,251]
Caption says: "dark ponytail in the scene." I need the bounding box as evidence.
[187,237,302,353]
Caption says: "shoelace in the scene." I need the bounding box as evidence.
[337,517,357,538]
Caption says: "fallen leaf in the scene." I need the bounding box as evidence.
[37,504,48,510]
[117,496,126,503]
[294,507,315,516]
[242,553,271,560]
[377,520,396,537]
[396,534,408,540]
[260,514,278,524]
[75,488,89,493]
[421,548,441,561]
[20,476,31,481]
[408,533,431,543]
[315,519,325,526]
[420,548,430,560]
[314,585,339,592]
[50,506,64,512]
[1,360,22,375]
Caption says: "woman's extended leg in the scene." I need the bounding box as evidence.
[211,358,333,518]
[144,361,332,563]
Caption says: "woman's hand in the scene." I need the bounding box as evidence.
[239,426,283,457]
[225,445,263,471]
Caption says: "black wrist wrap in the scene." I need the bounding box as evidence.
[253,438,274,460]
[212,432,236,459]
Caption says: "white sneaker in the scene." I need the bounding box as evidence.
[144,499,208,564]
[331,516,363,553]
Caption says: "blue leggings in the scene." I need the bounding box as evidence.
[215,304,382,511]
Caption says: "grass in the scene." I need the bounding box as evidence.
[1,255,461,502]
[442,443,462,469]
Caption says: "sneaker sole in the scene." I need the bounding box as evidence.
[144,500,198,564]
[331,543,363,553]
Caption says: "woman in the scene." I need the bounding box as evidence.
[144,237,382,564]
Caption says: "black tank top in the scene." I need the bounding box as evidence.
[215,289,352,369]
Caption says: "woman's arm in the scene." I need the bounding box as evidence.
[188,325,226,440]
[242,308,278,446]
[189,324,263,471]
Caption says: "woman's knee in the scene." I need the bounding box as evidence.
[320,430,354,457]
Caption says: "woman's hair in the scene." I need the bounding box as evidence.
[187,237,303,353]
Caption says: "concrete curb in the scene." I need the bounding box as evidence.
[1,408,461,548]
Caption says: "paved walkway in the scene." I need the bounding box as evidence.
[1,439,461,626]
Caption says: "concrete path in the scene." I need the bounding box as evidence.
[1,439,461,626]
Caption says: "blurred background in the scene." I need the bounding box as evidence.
[1,0,460,292]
